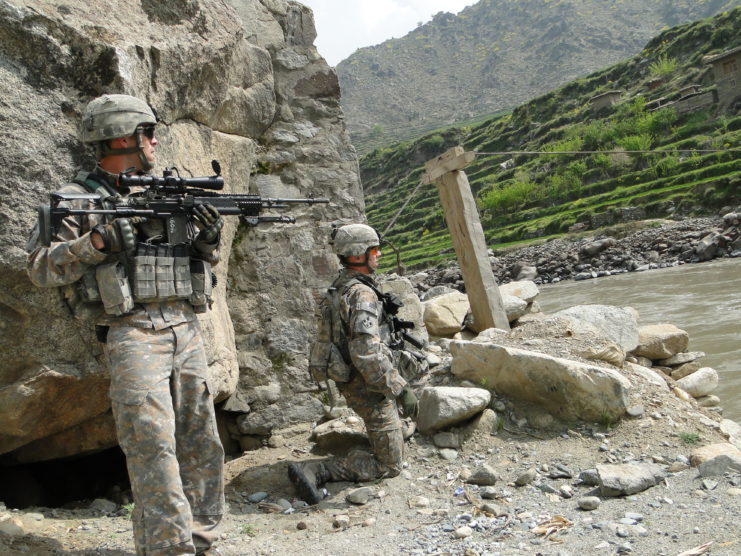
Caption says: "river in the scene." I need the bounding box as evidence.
[537,257,741,423]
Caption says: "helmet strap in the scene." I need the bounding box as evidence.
[97,132,153,171]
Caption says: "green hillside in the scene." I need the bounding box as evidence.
[362,7,741,272]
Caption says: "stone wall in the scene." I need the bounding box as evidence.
[0,0,364,463]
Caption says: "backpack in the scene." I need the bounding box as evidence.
[308,280,359,384]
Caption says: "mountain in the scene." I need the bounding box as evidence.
[361,7,741,271]
[337,0,739,154]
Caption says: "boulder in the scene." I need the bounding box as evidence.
[675,367,719,398]
[501,294,529,323]
[422,292,469,337]
[0,0,364,460]
[597,463,666,496]
[552,305,639,352]
[450,341,631,422]
[658,351,705,366]
[633,324,689,359]
[309,416,369,451]
[690,443,741,467]
[499,280,539,304]
[416,386,491,434]
[624,362,669,390]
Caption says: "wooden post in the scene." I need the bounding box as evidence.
[424,146,510,332]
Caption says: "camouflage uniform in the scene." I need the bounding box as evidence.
[27,168,224,555]
[325,268,407,481]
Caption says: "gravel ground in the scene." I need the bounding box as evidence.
[1,354,738,556]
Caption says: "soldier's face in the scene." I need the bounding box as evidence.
[368,246,381,270]
[139,126,157,166]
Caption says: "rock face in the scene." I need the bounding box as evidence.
[0,0,363,462]
[450,341,631,421]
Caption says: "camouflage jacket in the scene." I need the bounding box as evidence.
[333,269,406,399]
[26,167,215,329]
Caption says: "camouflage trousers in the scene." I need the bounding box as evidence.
[333,374,403,482]
[106,321,225,556]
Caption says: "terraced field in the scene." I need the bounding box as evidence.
[363,7,741,272]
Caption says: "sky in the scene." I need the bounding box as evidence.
[299,0,478,67]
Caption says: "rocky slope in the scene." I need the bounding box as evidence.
[337,0,739,153]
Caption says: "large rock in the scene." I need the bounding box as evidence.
[675,367,719,398]
[499,280,539,304]
[0,0,363,461]
[416,386,491,434]
[633,324,689,360]
[423,292,469,337]
[690,443,741,467]
[450,341,631,422]
[552,305,639,352]
[597,463,666,496]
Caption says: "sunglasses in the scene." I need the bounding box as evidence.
[137,125,156,139]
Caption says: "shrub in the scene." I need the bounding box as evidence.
[649,54,678,77]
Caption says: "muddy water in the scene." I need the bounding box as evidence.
[537,257,741,422]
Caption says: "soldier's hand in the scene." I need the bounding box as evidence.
[193,202,223,244]
[397,386,419,420]
[92,218,136,254]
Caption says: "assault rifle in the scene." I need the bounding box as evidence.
[38,161,329,246]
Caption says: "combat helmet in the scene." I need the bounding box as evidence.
[81,94,157,169]
[330,223,380,257]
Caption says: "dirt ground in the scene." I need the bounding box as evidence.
[1,364,739,556]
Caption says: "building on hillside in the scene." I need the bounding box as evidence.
[588,90,622,111]
[704,46,741,109]
[679,84,702,96]
[664,89,717,115]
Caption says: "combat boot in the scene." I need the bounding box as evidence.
[287,461,331,504]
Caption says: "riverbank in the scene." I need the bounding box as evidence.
[409,213,740,290]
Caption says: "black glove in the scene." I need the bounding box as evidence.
[92,219,136,254]
[397,386,419,420]
[193,202,223,244]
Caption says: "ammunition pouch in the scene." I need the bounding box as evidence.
[309,341,352,383]
[189,259,214,313]
[71,242,214,317]
[96,261,134,316]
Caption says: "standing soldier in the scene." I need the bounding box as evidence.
[27,94,225,556]
[288,223,421,504]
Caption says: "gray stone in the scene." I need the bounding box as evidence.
[675,367,719,398]
[698,454,741,477]
[88,498,117,514]
[433,432,461,449]
[597,463,667,496]
[466,464,499,486]
[633,324,689,360]
[579,468,601,486]
[450,341,630,422]
[553,304,639,351]
[657,351,705,366]
[578,496,601,510]
[247,492,269,503]
[416,387,491,434]
[346,487,373,505]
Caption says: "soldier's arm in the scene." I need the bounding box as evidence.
[346,286,406,398]
[26,207,106,288]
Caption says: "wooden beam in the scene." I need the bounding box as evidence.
[426,146,510,332]
[422,147,476,184]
